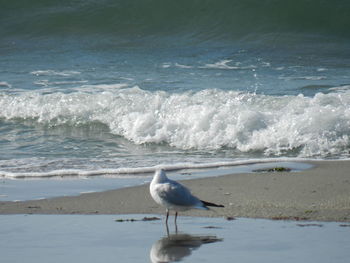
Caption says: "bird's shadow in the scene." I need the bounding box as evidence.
[150,231,223,263]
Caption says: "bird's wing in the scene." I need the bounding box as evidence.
[155,180,200,207]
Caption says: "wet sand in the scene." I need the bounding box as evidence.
[2,215,349,263]
[1,160,350,222]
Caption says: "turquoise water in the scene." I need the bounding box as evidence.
[1,0,350,178]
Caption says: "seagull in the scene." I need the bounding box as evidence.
[150,169,224,224]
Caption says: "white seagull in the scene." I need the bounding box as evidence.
[150,169,224,224]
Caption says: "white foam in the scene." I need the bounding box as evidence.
[0,158,310,179]
[34,80,88,87]
[329,85,350,92]
[30,70,81,77]
[161,63,171,68]
[81,83,128,90]
[0,87,349,158]
[279,76,327,81]
[175,63,193,69]
[201,59,255,70]
[0,81,12,88]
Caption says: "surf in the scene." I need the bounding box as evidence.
[1,87,349,158]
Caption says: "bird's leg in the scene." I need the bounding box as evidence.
[165,221,170,237]
[174,211,178,233]
[165,209,170,236]
[174,211,178,224]
[165,209,169,224]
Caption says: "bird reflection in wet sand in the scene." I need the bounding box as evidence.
[150,233,222,263]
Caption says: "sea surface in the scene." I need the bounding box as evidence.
[1,0,350,181]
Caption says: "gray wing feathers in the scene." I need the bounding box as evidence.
[155,180,200,207]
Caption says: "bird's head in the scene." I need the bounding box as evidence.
[154,169,168,182]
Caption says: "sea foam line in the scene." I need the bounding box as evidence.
[0,158,315,179]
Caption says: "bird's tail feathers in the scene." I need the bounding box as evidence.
[201,200,224,208]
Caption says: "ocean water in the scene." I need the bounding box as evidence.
[1,0,350,180]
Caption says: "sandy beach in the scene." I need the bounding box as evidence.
[1,160,350,222]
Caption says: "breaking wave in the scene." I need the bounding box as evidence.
[1,86,349,158]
